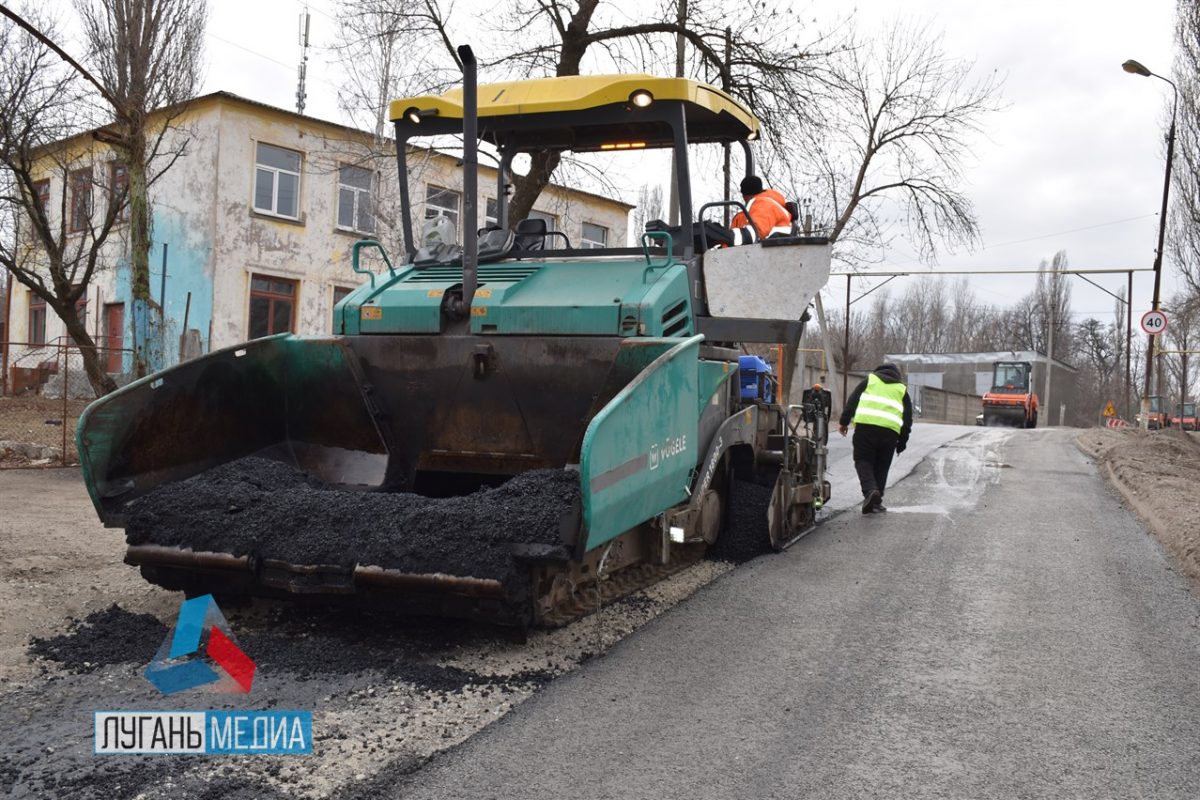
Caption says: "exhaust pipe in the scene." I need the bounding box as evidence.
[458,44,478,316]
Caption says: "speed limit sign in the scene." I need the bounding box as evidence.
[1141,310,1168,335]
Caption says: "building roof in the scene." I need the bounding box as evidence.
[35,90,635,212]
[885,351,1078,372]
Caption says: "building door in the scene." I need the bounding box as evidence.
[103,303,124,373]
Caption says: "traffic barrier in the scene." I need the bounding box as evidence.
[1106,417,1129,428]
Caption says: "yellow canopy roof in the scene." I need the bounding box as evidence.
[388,74,759,144]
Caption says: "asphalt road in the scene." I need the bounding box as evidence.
[389,427,1200,799]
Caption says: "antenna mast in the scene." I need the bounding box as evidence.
[296,7,311,114]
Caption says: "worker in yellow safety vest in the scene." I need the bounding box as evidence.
[837,363,913,514]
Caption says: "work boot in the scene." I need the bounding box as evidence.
[873,503,888,513]
[862,490,881,514]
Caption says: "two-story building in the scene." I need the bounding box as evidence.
[2,91,633,387]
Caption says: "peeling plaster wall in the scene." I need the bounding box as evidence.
[7,95,635,373]
[6,108,222,376]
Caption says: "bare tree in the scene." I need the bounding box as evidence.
[495,0,838,225]
[1172,0,1200,293]
[333,0,461,145]
[1163,288,1200,411]
[0,9,122,395]
[630,183,664,236]
[74,0,207,375]
[797,20,1003,268]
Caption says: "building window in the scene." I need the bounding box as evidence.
[332,285,353,331]
[28,293,46,345]
[30,179,50,222]
[424,185,460,233]
[581,221,608,249]
[528,209,557,230]
[109,162,129,223]
[337,165,375,233]
[248,274,297,339]
[482,198,555,231]
[69,169,92,233]
[253,143,302,219]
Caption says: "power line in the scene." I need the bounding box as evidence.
[880,212,1160,269]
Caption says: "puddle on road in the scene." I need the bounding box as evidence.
[886,429,1012,516]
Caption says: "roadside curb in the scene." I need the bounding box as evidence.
[1076,435,1200,587]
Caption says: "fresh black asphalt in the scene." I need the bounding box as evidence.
[384,428,1200,799]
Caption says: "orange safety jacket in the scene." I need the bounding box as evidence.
[729,189,793,246]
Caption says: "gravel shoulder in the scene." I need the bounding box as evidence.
[1076,428,1200,586]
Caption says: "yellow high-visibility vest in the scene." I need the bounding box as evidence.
[852,374,906,433]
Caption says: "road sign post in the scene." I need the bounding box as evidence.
[1141,310,1168,336]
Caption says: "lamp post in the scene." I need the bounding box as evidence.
[1122,59,1178,430]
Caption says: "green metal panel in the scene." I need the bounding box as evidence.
[578,335,703,550]
[338,256,695,339]
[635,267,693,337]
[470,261,645,335]
[697,359,736,414]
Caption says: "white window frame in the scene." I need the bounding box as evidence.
[581,221,609,249]
[527,209,557,230]
[424,184,461,234]
[337,165,375,233]
[253,143,302,220]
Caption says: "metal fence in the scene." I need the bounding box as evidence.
[0,338,132,468]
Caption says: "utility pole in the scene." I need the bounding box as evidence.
[1126,270,1133,419]
[842,274,851,404]
[296,8,311,115]
[722,26,731,225]
[1044,304,1054,423]
[1122,59,1177,430]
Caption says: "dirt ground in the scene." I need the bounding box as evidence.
[0,395,90,466]
[1076,427,1200,585]
[0,467,733,799]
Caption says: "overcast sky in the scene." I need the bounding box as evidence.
[49,0,1185,326]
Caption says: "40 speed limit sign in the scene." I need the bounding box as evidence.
[1141,309,1168,335]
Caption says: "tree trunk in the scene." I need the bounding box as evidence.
[125,132,153,377]
[56,304,119,397]
[506,149,563,227]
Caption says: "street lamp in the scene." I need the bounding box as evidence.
[1122,58,1178,429]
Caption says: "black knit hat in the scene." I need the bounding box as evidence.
[739,175,763,196]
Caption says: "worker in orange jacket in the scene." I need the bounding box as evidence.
[728,175,793,246]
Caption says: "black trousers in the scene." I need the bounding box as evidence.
[852,423,898,498]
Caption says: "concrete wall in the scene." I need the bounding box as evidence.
[919,386,984,426]
[887,352,1080,426]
